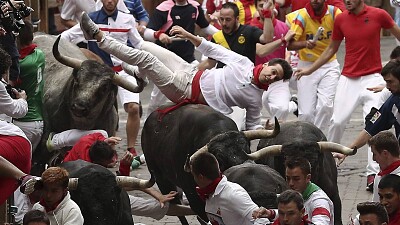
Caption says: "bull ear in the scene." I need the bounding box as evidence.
[317,142,357,155]
[242,117,280,140]
[52,35,83,69]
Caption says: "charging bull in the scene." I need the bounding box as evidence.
[31,35,139,174]
[61,160,155,225]
[142,104,284,224]
[256,121,357,225]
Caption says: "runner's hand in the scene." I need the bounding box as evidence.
[333,153,347,166]
[294,68,311,80]
[104,136,122,146]
[367,85,385,93]
[120,151,134,166]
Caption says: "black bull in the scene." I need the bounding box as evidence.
[31,35,136,174]
[256,121,357,225]
[60,160,134,225]
[142,104,286,223]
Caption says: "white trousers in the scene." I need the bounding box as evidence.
[100,37,197,103]
[328,73,386,175]
[13,120,43,151]
[146,60,199,118]
[262,80,295,121]
[129,195,168,220]
[297,60,340,132]
[51,129,108,149]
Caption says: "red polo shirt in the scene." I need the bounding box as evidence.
[63,133,131,176]
[332,4,394,77]
[63,133,106,162]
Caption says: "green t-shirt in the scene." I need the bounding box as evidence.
[15,49,45,122]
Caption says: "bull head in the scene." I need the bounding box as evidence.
[247,141,357,161]
[183,118,280,172]
[68,174,155,190]
[52,36,142,93]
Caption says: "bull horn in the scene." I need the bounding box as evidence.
[183,145,208,172]
[242,117,280,140]
[247,145,282,161]
[112,73,142,93]
[317,142,357,155]
[68,178,78,190]
[116,174,155,189]
[52,35,83,69]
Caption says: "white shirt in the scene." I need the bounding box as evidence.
[196,39,264,130]
[60,0,96,23]
[205,176,269,225]
[33,192,84,225]
[60,0,130,44]
[0,80,29,140]
[304,188,334,225]
[61,0,129,22]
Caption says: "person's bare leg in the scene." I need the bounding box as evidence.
[125,103,140,155]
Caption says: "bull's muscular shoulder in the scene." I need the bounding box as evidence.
[148,104,234,126]
[144,104,237,140]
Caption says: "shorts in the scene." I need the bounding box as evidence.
[117,71,140,105]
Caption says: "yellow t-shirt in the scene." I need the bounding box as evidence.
[236,1,257,25]
[286,6,341,62]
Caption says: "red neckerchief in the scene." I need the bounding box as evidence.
[389,209,400,225]
[305,2,328,23]
[18,44,37,59]
[39,194,65,212]
[378,160,400,176]
[156,70,205,121]
[253,64,269,90]
[196,175,223,202]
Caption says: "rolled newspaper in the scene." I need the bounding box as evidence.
[312,27,325,42]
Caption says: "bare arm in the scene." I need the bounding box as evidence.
[0,156,26,179]
[295,39,341,80]
[257,30,295,57]
[389,25,400,41]
[334,129,372,166]
[142,188,177,208]
[287,40,316,51]
[259,17,274,43]
[259,0,275,43]
[349,130,372,149]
